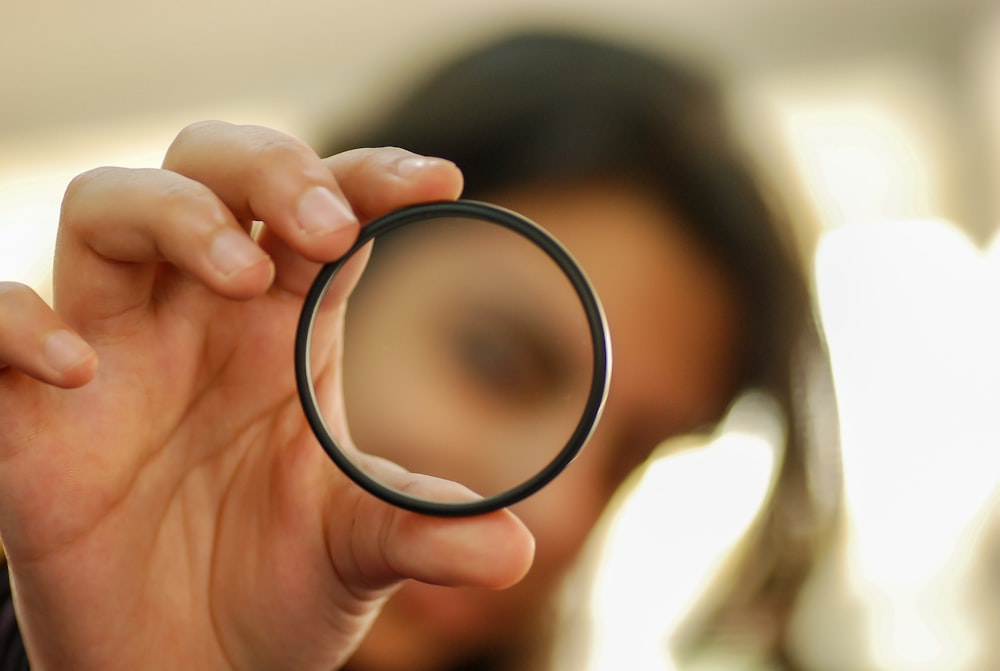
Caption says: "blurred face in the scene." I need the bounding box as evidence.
[339,214,596,498]
[342,181,747,671]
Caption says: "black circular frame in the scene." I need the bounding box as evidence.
[295,200,611,516]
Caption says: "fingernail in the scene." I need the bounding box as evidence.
[394,156,449,177]
[210,229,267,278]
[297,186,358,236]
[45,330,94,373]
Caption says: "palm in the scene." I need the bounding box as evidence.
[2,272,367,668]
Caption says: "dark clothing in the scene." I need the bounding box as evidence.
[0,564,28,671]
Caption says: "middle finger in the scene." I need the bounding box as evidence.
[162,120,360,266]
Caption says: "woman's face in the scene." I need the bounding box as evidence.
[342,181,747,670]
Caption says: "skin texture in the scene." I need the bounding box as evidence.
[345,180,748,670]
[0,122,534,671]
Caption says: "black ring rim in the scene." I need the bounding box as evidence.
[295,199,611,517]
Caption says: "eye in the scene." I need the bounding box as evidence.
[450,315,563,407]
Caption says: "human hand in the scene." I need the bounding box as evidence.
[0,121,534,670]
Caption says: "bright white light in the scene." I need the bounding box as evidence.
[782,101,940,229]
[744,64,953,233]
[570,392,781,671]
[0,174,64,295]
[808,219,1000,670]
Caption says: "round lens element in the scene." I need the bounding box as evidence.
[296,200,610,516]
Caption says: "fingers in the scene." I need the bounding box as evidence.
[162,125,462,270]
[382,505,533,590]
[258,146,463,295]
[55,167,275,325]
[327,472,535,594]
[0,282,97,387]
[163,121,362,264]
[324,147,464,221]
[54,121,465,325]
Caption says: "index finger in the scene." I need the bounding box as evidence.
[162,121,361,264]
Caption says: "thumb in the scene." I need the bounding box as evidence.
[325,472,535,594]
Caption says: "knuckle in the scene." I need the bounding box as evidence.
[62,166,116,206]
[163,120,227,168]
[157,178,228,228]
[247,125,329,180]
[60,166,123,231]
[0,281,32,301]
[252,133,321,177]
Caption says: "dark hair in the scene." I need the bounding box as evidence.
[324,30,839,667]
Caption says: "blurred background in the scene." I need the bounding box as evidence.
[3,0,1000,668]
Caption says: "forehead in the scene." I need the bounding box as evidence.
[489,180,747,433]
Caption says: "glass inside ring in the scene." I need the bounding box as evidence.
[295,200,611,516]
